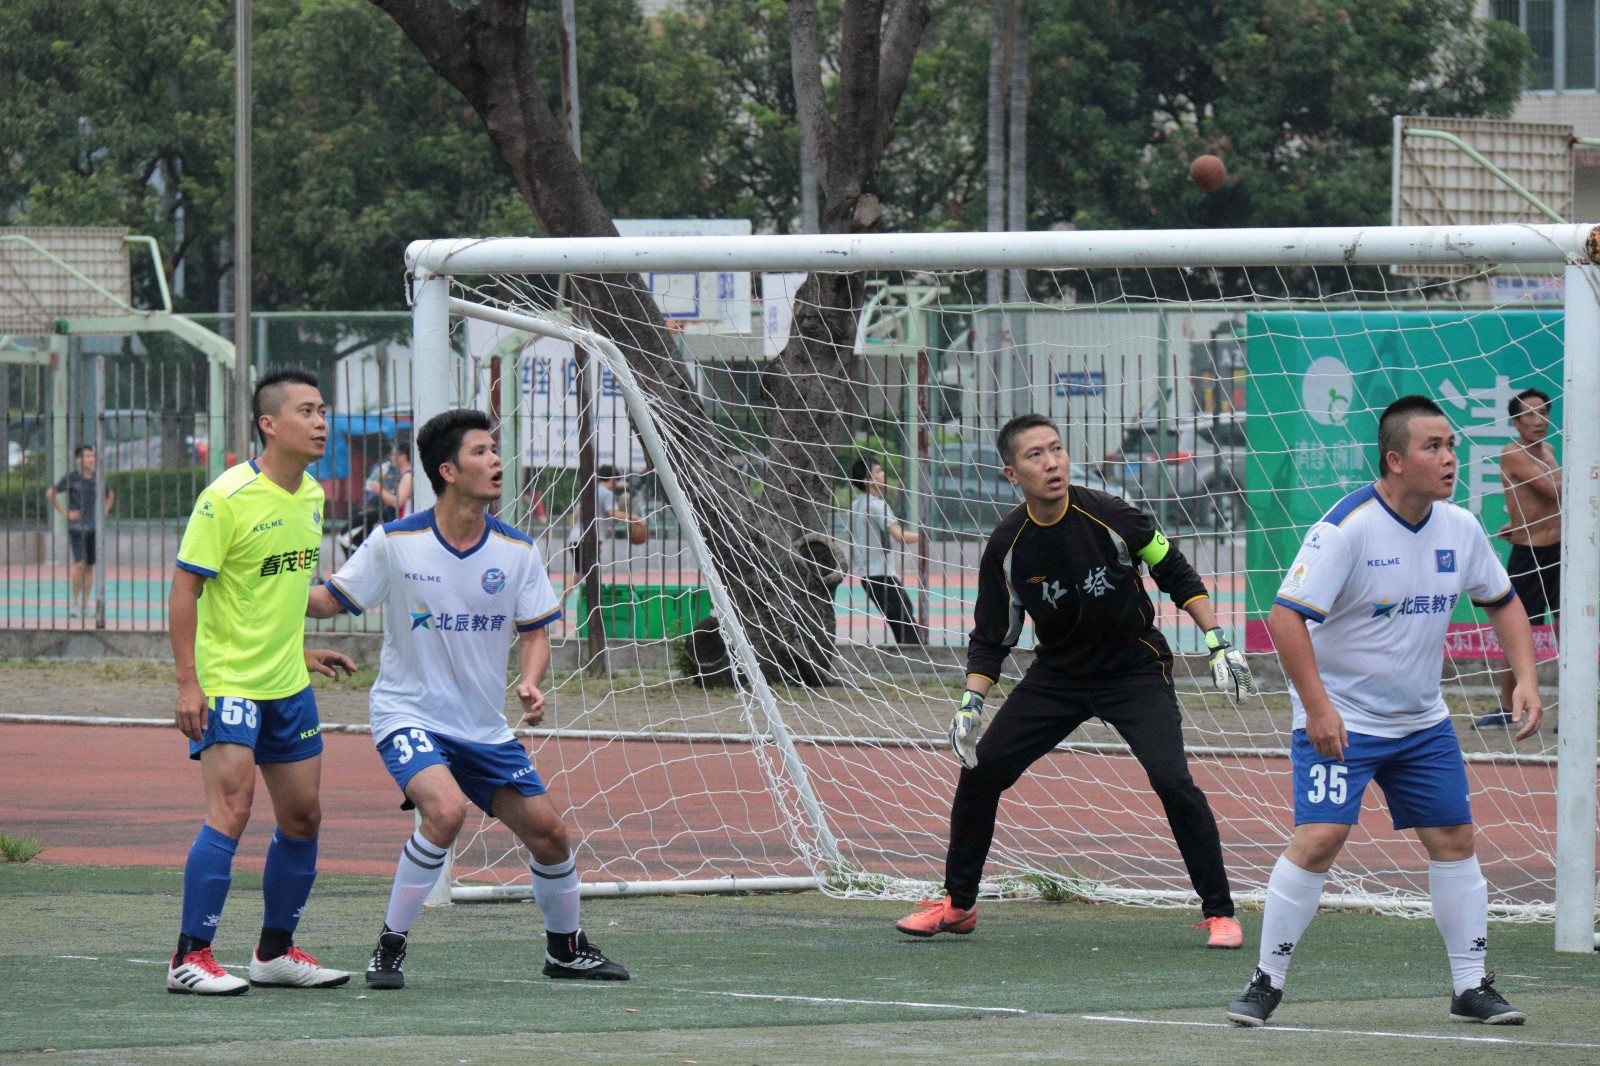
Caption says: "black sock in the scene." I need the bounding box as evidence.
[257,927,294,961]
[546,930,578,961]
[175,933,211,960]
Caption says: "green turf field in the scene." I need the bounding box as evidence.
[2,864,1597,1064]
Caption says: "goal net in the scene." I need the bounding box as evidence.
[405,225,1599,922]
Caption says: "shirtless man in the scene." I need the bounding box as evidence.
[1476,388,1561,730]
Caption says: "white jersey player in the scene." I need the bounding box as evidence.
[309,409,628,989]
[1226,395,1541,1029]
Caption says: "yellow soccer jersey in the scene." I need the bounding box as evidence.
[176,460,324,699]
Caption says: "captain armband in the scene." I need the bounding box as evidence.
[1136,530,1171,567]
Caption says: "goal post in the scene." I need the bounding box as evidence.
[407,224,1598,943]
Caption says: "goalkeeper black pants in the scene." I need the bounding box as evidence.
[943,667,1235,917]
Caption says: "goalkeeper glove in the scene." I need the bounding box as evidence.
[949,690,985,769]
[1205,627,1256,701]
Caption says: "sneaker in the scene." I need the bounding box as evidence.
[1450,974,1526,1024]
[1197,915,1244,949]
[543,930,630,981]
[895,897,978,938]
[248,945,351,988]
[1473,709,1515,729]
[166,947,250,996]
[365,930,407,990]
[1226,968,1283,1027]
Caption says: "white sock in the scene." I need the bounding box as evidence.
[1429,855,1488,995]
[531,853,580,937]
[1257,854,1327,989]
[384,830,449,934]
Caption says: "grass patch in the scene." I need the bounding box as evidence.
[0,834,45,863]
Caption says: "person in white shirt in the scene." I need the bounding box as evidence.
[847,456,924,645]
[1226,395,1540,1029]
[309,408,628,989]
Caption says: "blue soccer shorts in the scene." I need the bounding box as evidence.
[376,728,547,815]
[1291,717,1471,830]
[188,685,323,764]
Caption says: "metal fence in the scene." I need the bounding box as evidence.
[1,309,1246,650]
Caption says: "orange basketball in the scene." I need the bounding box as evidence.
[1190,154,1226,192]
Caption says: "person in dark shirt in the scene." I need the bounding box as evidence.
[895,413,1255,948]
[45,444,114,620]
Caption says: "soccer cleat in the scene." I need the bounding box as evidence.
[542,930,630,981]
[1197,915,1244,949]
[166,947,250,996]
[365,930,408,990]
[1226,968,1283,1027]
[1450,974,1526,1024]
[895,897,978,938]
[1473,709,1514,730]
[247,945,351,988]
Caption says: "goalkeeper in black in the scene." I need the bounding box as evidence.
[895,413,1255,948]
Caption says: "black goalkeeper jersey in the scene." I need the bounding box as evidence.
[964,484,1210,685]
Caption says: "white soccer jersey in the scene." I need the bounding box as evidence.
[325,509,562,746]
[1273,483,1512,738]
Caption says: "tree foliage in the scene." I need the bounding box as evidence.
[1,0,1533,310]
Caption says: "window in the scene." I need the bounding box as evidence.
[1496,0,1600,91]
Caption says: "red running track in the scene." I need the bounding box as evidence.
[0,723,1566,904]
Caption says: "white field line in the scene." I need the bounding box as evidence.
[671,988,1028,1013]
[1080,1014,1600,1049]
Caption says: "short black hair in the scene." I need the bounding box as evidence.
[1509,387,1551,420]
[848,456,877,492]
[416,408,492,496]
[74,443,94,460]
[996,413,1059,465]
[1376,395,1447,477]
[252,368,320,446]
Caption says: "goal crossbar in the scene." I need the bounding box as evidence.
[407,223,1600,275]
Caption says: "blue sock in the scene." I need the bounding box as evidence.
[261,830,318,939]
[180,825,238,945]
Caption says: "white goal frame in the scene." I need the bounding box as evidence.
[408,224,1599,951]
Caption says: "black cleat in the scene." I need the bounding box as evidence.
[542,930,630,981]
[1226,968,1283,1027]
[1450,974,1526,1024]
[365,930,407,990]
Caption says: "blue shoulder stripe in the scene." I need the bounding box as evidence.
[487,514,534,546]
[1320,483,1377,527]
[382,510,434,536]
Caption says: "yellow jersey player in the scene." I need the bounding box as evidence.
[165,369,356,996]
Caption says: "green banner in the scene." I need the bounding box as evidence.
[1244,310,1563,627]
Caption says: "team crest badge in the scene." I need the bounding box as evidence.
[1435,549,1456,573]
[481,568,507,595]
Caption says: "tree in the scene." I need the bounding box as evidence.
[370,0,934,683]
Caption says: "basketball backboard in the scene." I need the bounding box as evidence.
[613,219,753,333]
[0,227,133,334]
[1391,116,1574,276]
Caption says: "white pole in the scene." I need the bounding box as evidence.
[409,224,1599,276]
[410,271,452,513]
[1555,264,1600,951]
[411,269,454,904]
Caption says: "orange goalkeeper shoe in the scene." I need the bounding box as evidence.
[895,897,977,937]
[1197,915,1244,949]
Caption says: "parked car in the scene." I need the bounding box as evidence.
[1100,413,1247,530]
[925,441,1113,533]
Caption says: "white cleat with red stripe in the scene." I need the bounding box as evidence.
[167,948,250,996]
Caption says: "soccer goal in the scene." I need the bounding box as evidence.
[405,224,1598,947]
